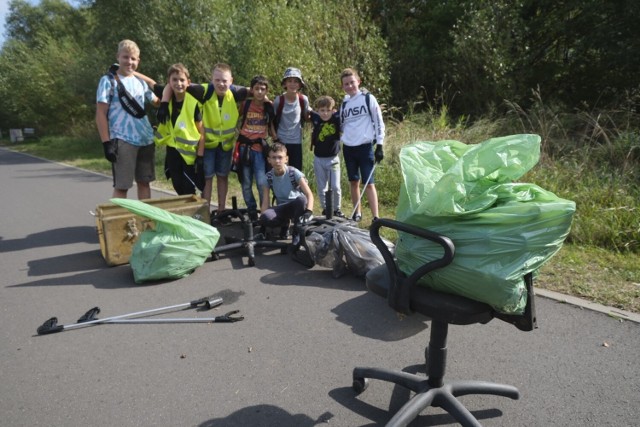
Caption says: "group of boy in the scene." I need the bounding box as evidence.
[96,39,385,244]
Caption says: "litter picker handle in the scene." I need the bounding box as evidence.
[206,297,223,309]
[192,296,223,309]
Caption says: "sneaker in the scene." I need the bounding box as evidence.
[279,225,290,240]
[333,209,345,218]
[291,232,301,247]
[351,212,362,222]
[211,210,232,226]
[248,209,259,223]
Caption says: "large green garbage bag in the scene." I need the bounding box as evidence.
[395,134,575,314]
[111,198,220,283]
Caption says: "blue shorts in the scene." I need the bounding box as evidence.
[343,143,375,184]
[204,146,232,179]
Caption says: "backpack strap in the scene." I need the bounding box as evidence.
[364,92,377,143]
[288,165,298,189]
[274,94,306,130]
[266,169,274,190]
[203,83,215,103]
[264,101,275,124]
[274,95,285,130]
[298,93,305,126]
[239,99,252,130]
[364,92,372,122]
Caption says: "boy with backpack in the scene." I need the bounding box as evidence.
[233,75,278,222]
[339,68,385,223]
[260,142,314,246]
[310,95,344,217]
[152,64,206,195]
[96,39,159,200]
[273,67,311,171]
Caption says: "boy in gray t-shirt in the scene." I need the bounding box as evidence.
[259,143,314,245]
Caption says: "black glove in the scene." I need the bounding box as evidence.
[374,144,384,163]
[102,139,117,163]
[156,102,170,124]
[301,209,314,225]
[194,155,204,175]
[108,63,119,75]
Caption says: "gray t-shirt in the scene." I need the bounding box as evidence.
[273,94,310,145]
[269,166,305,205]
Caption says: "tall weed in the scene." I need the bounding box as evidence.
[503,88,640,252]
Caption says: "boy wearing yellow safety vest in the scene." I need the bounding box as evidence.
[161,63,250,216]
[153,64,205,195]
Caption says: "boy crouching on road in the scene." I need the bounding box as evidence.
[259,143,314,246]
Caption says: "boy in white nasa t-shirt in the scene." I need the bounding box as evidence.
[339,67,385,223]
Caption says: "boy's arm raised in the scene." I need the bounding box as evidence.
[134,71,157,88]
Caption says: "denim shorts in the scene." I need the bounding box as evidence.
[343,142,375,184]
[204,145,232,179]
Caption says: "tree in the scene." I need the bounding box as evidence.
[0,0,93,132]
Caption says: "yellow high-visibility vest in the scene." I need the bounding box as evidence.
[201,85,238,151]
[154,94,201,165]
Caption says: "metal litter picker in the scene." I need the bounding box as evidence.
[36,295,240,335]
[350,163,376,220]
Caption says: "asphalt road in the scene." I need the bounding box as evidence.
[1,147,639,426]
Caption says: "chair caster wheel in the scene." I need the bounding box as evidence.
[352,377,369,394]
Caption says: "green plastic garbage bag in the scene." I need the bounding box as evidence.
[395,134,575,314]
[111,198,220,283]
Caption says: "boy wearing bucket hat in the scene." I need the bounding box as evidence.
[273,67,311,171]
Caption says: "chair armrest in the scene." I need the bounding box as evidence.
[494,272,538,331]
[370,218,455,314]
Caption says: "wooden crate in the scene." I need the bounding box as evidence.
[95,195,210,266]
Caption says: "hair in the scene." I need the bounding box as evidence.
[117,39,140,56]
[269,142,287,156]
[167,63,190,79]
[250,75,270,90]
[315,95,335,110]
[212,62,232,74]
[340,67,360,82]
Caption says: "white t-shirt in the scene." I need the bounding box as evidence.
[96,74,155,146]
[340,91,385,147]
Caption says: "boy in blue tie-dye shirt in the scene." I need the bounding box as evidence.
[96,39,159,199]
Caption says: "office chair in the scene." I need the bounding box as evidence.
[210,197,289,267]
[352,218,537,427]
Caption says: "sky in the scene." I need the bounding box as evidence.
[0,0,12,47]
